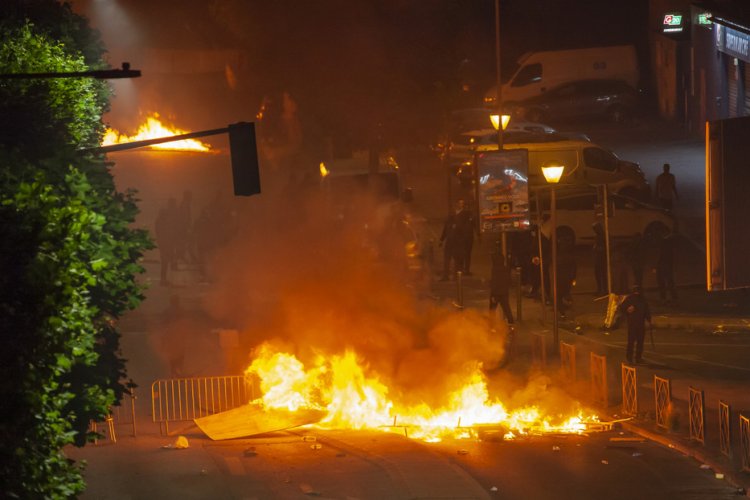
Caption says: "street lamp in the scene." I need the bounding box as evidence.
[489,113,511,132]
[542,163,564,349]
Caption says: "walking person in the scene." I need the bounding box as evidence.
[655,163,678,210]
[439,200,465,280]
[618,285,652,365]
[556,236,577,316]
[656,229,678,303]
[489,249,514,327]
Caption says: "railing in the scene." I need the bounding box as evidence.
[559,342,576,382]
[688,387,705,445]
[530,332,546,368]
[719,401,732,458]
[151,375,256,434]
[740,414,750,472]
[654,375,671,430]
[621,364,637,416]
[590,353,607,408]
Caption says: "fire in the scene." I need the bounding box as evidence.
[245,343,599,442]
[102,113,211,152]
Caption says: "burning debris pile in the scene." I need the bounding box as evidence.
[103,112,212,152]
[235,343,599,442]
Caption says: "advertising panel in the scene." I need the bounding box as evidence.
[476,149,530,233]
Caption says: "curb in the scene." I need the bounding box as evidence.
[620,420,749,496]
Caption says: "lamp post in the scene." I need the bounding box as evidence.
[542,163,564,348]
[494,0,503,149]
[489,112,512,262]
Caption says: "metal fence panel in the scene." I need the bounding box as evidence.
[531,333,546,368]
[654,375,671,430]
[688,387,705,445]
[741,414,750,472]
[621,364,637,417]
[559,342,576,382]
[151,375,256,433]
[719,401,731,458]
[590,353,607,408]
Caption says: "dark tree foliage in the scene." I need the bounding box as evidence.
[0,2,151,497]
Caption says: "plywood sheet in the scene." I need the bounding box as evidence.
[194,404,326,440]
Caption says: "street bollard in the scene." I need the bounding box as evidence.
[130,388,137,437]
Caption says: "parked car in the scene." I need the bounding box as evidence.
[447,124,589,169]
[534,187,676,246]
[509,79,640,124]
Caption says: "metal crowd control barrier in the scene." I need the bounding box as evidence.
[654,375,671,430]
[590,353,607,408]
[741,414,750,472]
[688,387,705,445]
[90,411,116,444]
[530,333,546,368]
[621,364,637,416]
[151,375,256,434]
[719,401,732,458]
[559,342,576,382]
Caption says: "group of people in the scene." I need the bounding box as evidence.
[440,162,681,353]
[154,190,237,285]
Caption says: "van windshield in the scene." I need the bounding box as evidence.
[511,63,542,87]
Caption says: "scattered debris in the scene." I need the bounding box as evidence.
[490,486,498,492]
[244,447,257,457]
[552,445,561,452]
[175,436,189,449]
[457,449,469,455]
[302,435,317,442]
[335,452,346,458]
[632,452,643,457]
[310,443,322,450]
[200,469,207,475]
[609,437,645,442]
[700,464,711,469]
[601,460,609,465]
[715,473,725,480]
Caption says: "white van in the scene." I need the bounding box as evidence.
[469,137,650,200]
[484,45,639,106]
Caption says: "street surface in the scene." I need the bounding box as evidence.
[67,116,750,499]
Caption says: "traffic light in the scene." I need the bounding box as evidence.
[228,122,261,196]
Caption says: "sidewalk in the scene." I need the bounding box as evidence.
[429,241,750,495]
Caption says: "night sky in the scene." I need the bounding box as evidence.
[76,0,648,149]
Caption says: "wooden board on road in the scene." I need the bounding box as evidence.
[195,404,326,440]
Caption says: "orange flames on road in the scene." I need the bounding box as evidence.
[103,113,211,152]
[245,343,598,442]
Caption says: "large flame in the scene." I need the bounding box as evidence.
[245,343,598,442]
[103,113,211,152]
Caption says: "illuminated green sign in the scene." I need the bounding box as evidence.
[662,13,685,34]
[698,13,712,26]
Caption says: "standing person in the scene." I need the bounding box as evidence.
[439,200,464,281]
[628,232,645,289]
[489,250,514,326]
[455,200,475,275]
[656,229,678,303]
[556,236,577,315]
[592,222,608,296]
[655,163,678,210]
[155,197,179,286]
[618,285,652,365]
